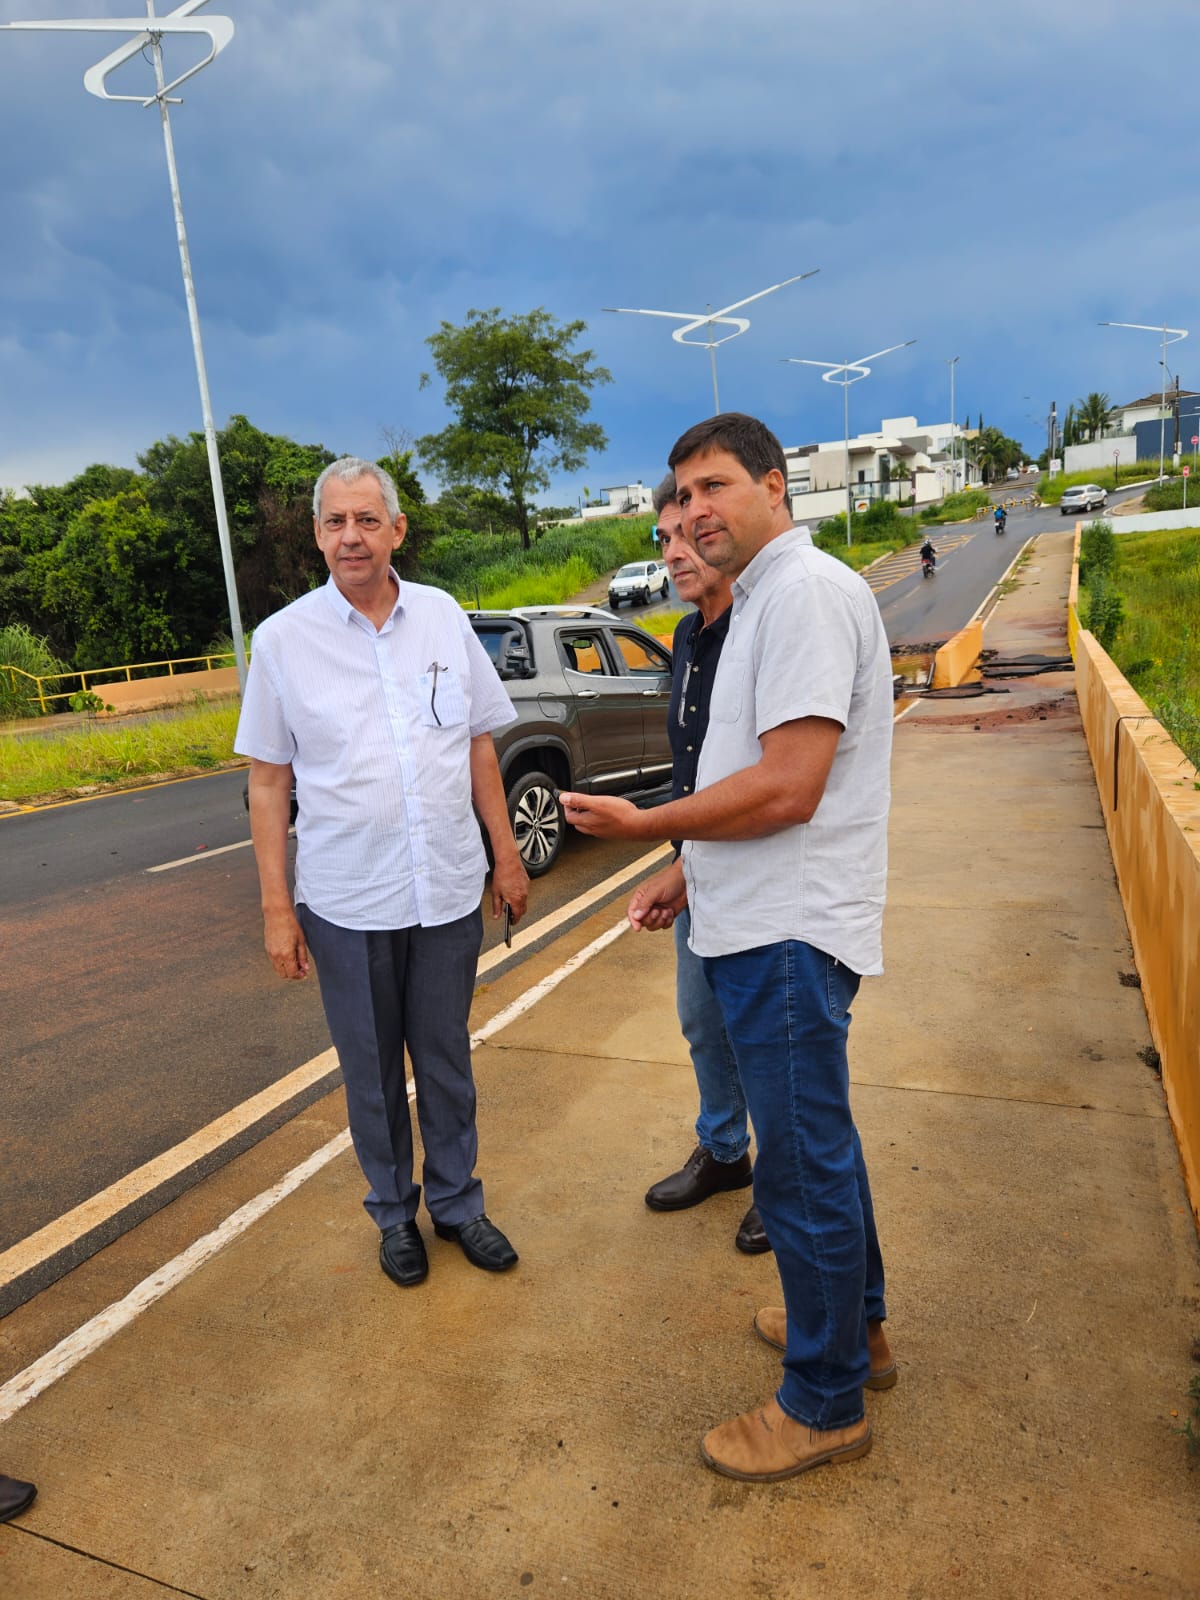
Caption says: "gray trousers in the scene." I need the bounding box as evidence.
[298,904,485,1232]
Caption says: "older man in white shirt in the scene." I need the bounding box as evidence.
[236,457,528,1288]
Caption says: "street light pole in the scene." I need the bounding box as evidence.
[946,356,959,493]
[1100,320,1188,488]
[604,269,820,417]
[2,0,249,692]
[785,339,917,546]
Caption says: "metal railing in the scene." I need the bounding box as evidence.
[1,651,239,715]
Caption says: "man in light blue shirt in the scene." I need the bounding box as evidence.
[562,414,893,1483]
[236,457,528,1288]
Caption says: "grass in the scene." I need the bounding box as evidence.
[421,514,656,607]
[0,697,241,804]
[920,487,992,525]
[1039,462,1153,504]
[1079,524,1200,768]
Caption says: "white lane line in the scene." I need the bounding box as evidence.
[146,837,256,871]
[472,917,628,1046]
[477,843,669,974]
[0,912,629,1422]
[0,1131,353,1425]
[0,1049,339,1294]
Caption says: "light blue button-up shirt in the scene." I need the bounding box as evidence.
[235,575,515,931]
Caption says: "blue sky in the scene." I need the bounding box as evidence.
[2,0,1198,503]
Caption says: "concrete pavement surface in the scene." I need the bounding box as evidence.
[3,531,1199,1598]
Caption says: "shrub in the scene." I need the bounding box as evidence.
[920,488,992,524]
[0,623,68,718]
[1079,519,1117,583]
[1084,572,1125,652]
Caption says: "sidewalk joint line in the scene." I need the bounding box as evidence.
[14,1526,211,1598]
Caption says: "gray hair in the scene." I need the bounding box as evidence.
[313,457,400,521]
[651,470,677,514]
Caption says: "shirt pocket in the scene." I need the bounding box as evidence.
[707,656,745,723]
[418,667,468,728]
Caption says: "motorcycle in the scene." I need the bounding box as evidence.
[921,552,936,579]
[994,513,1007,535]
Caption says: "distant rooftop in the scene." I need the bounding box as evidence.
[1118,389,1198,409]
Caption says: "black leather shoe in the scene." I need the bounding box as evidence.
[433,1214,518,1272]
[0,1475,36,1524]
[379,1221,428,1287]
[734,1203,772,1255]
[644,1145,753,1211]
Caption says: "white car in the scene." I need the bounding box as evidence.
[1060,484,1108,515]
[607,560,670,607]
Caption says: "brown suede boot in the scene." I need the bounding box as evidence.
[752,1307,898,1391]
[701,1397,871,1482]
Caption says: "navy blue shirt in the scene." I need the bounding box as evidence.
[667,604,732,850]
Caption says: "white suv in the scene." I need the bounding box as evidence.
[1060,484,1108,515]
[607,560,670,608]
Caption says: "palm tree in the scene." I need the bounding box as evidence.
[1076,391,1112,442]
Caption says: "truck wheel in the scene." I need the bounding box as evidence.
[507,769,563,876]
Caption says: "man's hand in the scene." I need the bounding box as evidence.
[491,852,529,924]
[559,792,650,840]
[628,859,688,932]
[264,906,310,980]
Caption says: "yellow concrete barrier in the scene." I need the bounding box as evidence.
[1075,631,1200,1222]
[931,619,982,688]
[99,667,240,714]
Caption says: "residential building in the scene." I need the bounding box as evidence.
[785,415,980,521]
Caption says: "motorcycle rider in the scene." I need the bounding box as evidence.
[994,504,1007,533]
[919,536,937,572]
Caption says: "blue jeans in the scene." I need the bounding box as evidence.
[675,907,749,1163]
[703,939,888,1430]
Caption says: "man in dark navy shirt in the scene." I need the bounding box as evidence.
[635,473,768,1255]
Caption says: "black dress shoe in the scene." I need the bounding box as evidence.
[433,1214,518,1272]
[734,1203,772,1255]
[0,1475,36,1524]
[644,1145,753,1211]
[379,1221,428,1287]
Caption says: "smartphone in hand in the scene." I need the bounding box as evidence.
[503,902,512,948]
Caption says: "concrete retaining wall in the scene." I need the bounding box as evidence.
[1074,630,1200,1220]
[98,667,240,714]
[931,620,982,688]
[1103,507,1200,534]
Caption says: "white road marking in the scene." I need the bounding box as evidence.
[147,835,271,872]
[0,1049,338,1294]
[477,843,669,974]
[0,911,631,1422]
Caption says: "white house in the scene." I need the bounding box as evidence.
[578,482,654,520]
[785,414,980,521]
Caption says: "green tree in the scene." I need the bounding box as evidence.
[1076,391,1112,442]
[418,307,611,549]
[28,488,181,669]
[973,426,1025,483]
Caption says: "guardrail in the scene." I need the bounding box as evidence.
[1,652,238,715]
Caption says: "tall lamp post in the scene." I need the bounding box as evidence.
[1099,320,1188,488]
[946,356,960,492]
[604,270,820,415]
[784,340,916,545]
[2,0,249,692]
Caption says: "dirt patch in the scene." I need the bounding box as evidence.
[907,694,1080,732]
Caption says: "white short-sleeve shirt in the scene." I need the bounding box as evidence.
[234,574,515,931]
[681,528,893,975]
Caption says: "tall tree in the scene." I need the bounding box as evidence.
[1076,391,1112,442]
[418,308,611,549]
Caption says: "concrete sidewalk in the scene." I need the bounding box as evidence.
[3,532,1199,1598]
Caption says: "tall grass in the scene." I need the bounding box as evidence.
[421,514,656,605]
[920,487,991,524]
[0,623,67,719]
[1081,525,1200,767]
[0,699,241,803]
[1039,462,1151,504]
